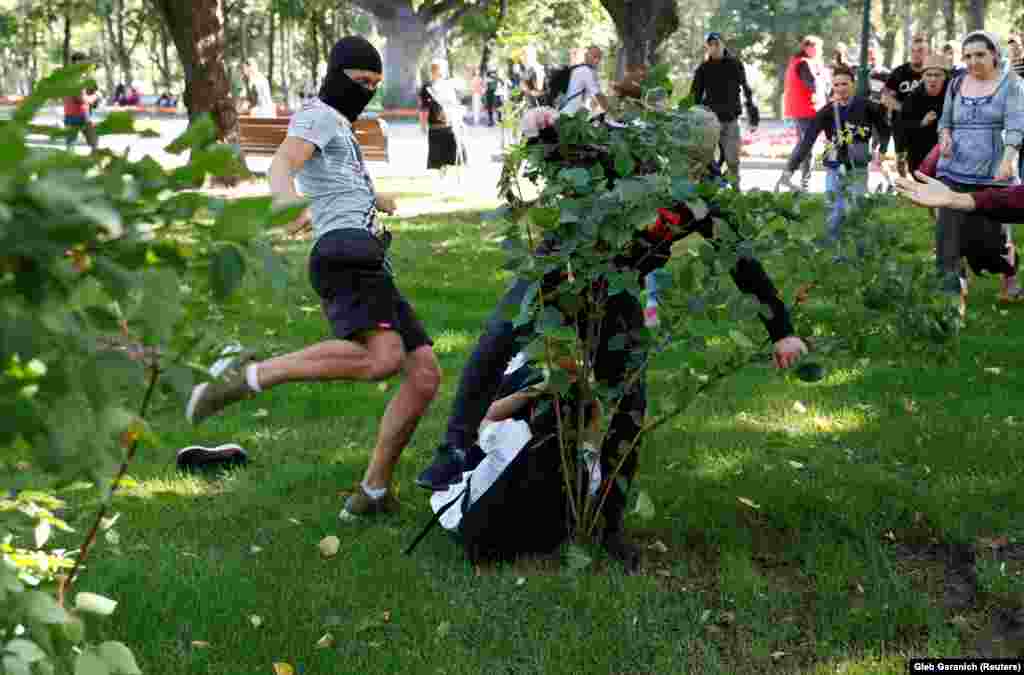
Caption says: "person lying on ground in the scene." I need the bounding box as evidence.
[416,105,808,573]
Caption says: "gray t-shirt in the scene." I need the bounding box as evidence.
[287,98,379,243]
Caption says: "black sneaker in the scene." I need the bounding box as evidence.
[415,443,467,491]
[176,444,249,473]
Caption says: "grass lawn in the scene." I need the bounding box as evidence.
[44,180,1024,674]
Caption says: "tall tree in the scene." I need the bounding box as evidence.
[600,0,679,73]
[943,0,956,40]
[152,0,241,161]
[352,0,495,107]
[965,0,985,31]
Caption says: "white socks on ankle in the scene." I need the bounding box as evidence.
[361,481,386,500]
[246,363,262,392]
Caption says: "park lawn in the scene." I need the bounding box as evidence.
[49,186,1024,675]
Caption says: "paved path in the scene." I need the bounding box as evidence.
[21,111,894,198]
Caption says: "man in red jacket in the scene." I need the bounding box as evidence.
[782,35,825,191]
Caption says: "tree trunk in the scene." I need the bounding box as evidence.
[924,0,939,50]
[62,1,73,66]
[944,0,956,41]
[600,0,678,74]
[309,10,319,88]
[902,0,912,61]
[966,0,984,31]
[479,0,507,76]
[879,0,898,68]
[379,7,433,108]
[267,8,275,90]
[153,0,242,183]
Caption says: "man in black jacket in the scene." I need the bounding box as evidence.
[691,32,759,183]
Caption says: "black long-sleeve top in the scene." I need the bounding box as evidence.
[894,82,947,172]
[786,96,888,172]
[615,204,795,342]
[690,52,754,123]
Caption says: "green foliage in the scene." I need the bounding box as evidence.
[1,65,287,675]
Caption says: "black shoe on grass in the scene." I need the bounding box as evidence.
[415,443,468,491]
[176,444,249,473]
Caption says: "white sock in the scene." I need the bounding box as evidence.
[361,480,386,500]
[245,363,262,392]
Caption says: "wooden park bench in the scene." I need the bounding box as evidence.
[237,116,389,162]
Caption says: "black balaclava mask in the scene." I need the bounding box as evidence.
[319,36,383,123]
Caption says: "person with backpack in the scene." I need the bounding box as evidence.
[558,45,609,114]
[415,107,809,572]
[933,31,1024,308]
[776,64,888,245]
[690,32,759,183]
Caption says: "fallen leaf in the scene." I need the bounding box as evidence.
[253,408,270,418]
[287,518,301,525]
[737,497,761,510]
[648,540,669,554]
[249,615,262,628]
[855,583,865,595]
[316,633,334,649]
[984,367,1002,375]
[272,663,294,675]
[319,536,340,558]
[787,460,805,470]
[250,545,263,554]
[368,641,383,648]
[377,382,389,392]
[191,641,210,649]
[656,569,672,578]
[515,577,526,586]
[104,530,120,546]
[100,513,121,531]
[770,651,787,660]
[792,401,807,414]
[382,610,392,623]
[717,610,735,625]
[436,621,451,639]
[884,530,896,542]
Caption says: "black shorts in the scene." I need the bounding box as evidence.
[308,229,432,351]
[427,126,459,169]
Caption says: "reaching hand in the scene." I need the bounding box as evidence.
[376,195,398,215]
[894,172,956,208]
[922,111,938,126]
[773,336,808,369]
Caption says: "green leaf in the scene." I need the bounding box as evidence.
[96,642,141,675]
[527,207,558,229]
[74,650,112,675]
[606,334,627,351]
[92,112,138,136]
[22,591,69,624]
[164,114,218,154]
[4,639,47,664]
[728,329,754,350]
[214,196,273,242]
[2,654,31,675]
[565,543,593,571]
[209,244,247,301]
[633,490,655,520]
[537,305,563,332]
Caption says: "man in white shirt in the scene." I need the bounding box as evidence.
[242,61,276,117]
[561,45,609,114]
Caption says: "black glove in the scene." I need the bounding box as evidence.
[745,102,760,130]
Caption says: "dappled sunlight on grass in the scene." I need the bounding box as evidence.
[432,329,477,354]
[692,448,753,481]
[113,472,241,500]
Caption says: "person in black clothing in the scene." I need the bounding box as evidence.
[520,46,546,107]
[415,108,809,572]
[865,47,892,163]
[883,34,930,176]
[690,32,759,182]
[894,55,948,175]
[779,65,888,244]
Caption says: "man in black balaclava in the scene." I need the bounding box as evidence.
[185,37,444,522]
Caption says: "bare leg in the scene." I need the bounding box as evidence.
[255,332,405,388]
[364,344,442,490]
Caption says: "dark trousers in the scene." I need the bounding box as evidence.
[935,180,1015,293]
[443,276,646,530]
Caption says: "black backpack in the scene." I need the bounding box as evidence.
[542,64,587,108]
